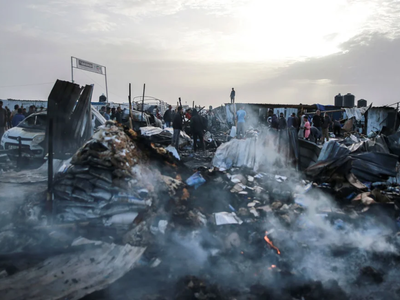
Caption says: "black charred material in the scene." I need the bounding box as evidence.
[47,80,93,159]
[357,266,384,284]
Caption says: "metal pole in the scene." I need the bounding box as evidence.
[141,83,146,123]
[104,67,109,104]
[71,57,74,83]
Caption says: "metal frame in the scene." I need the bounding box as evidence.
[71,56,108,103]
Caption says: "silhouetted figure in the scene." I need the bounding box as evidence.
[334,119,342,137]
[278,113,287,130]
[172,106,183,149]
[321,113,331,143]
[309,126,322,143]
[230,88,235,104]
[190,109,205,152]
[271,114,279,130]
[163,105,173,127]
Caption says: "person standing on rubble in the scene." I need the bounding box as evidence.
[309,126,322,143]
[104,107,111,121]
[312,110,323,132]
[333,119,341,137]
[303,116,311,139]
[172,106,183,149]
[115,107,122,123]
[321,113,332,144]
[100,106,106,117]
[230,88,235,103]
[271,114,279,130]
[278,113,287,130]
[190,109,206,152]
[236,106,246,138]
[163,105,173,127]
[0,101,7,140]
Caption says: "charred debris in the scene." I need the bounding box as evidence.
[1,83,400,299]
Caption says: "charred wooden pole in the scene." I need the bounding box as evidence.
[128,83,133,129]
[141,83,146,124]
[394,103,399,133]
[17,137,22,169]
[47,117,54,212]
[179,97,182,107]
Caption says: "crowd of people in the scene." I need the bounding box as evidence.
[234,107,343,145]
[170,105,215,152]
[0,101,46,139]
[99,105,123,123]
[267,109,341,144]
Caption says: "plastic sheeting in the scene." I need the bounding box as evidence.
[213,137,259,171]
[344,107,368,121]
[212,133,286,171]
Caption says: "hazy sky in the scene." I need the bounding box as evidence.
[1,0,400,107]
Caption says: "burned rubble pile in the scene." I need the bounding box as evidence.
[2,126,400,300]
[82,131,400,300]
[52,121,155,227]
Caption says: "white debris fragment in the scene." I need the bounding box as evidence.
[275,175,287,182]
[158,220,168,234]
[104,212,139,226]
[165,145,180,160]
[214,212,243,225]
[71,237,103,247]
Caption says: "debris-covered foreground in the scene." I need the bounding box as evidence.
[1,123,400,300]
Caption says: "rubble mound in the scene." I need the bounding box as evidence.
[53,122,157,223]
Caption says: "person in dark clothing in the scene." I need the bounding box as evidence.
[321,113,331,143]
[163,105,173,127]
[292,113,300,132]
[287,113,294,128]
[172,106,183,149]
[190,109,205,152]
[110,107,116,120]
[309,126,322,143]
[115,107,122,123]
[333,120,341,137]
[312,110,323,132]
[278,113,287,130]
[230,88,235,104]
[271,114,279,130]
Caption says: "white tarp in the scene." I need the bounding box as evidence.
[214,212,243,225]
[212,133,282,171]
[344,107,368,121]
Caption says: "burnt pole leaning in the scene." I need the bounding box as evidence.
[141,83,146,124]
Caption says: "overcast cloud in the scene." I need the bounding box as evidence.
[1,0,400,107]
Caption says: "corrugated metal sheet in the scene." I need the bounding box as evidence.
[367,107,393,133]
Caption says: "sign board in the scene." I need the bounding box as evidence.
[76,58,104,75]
